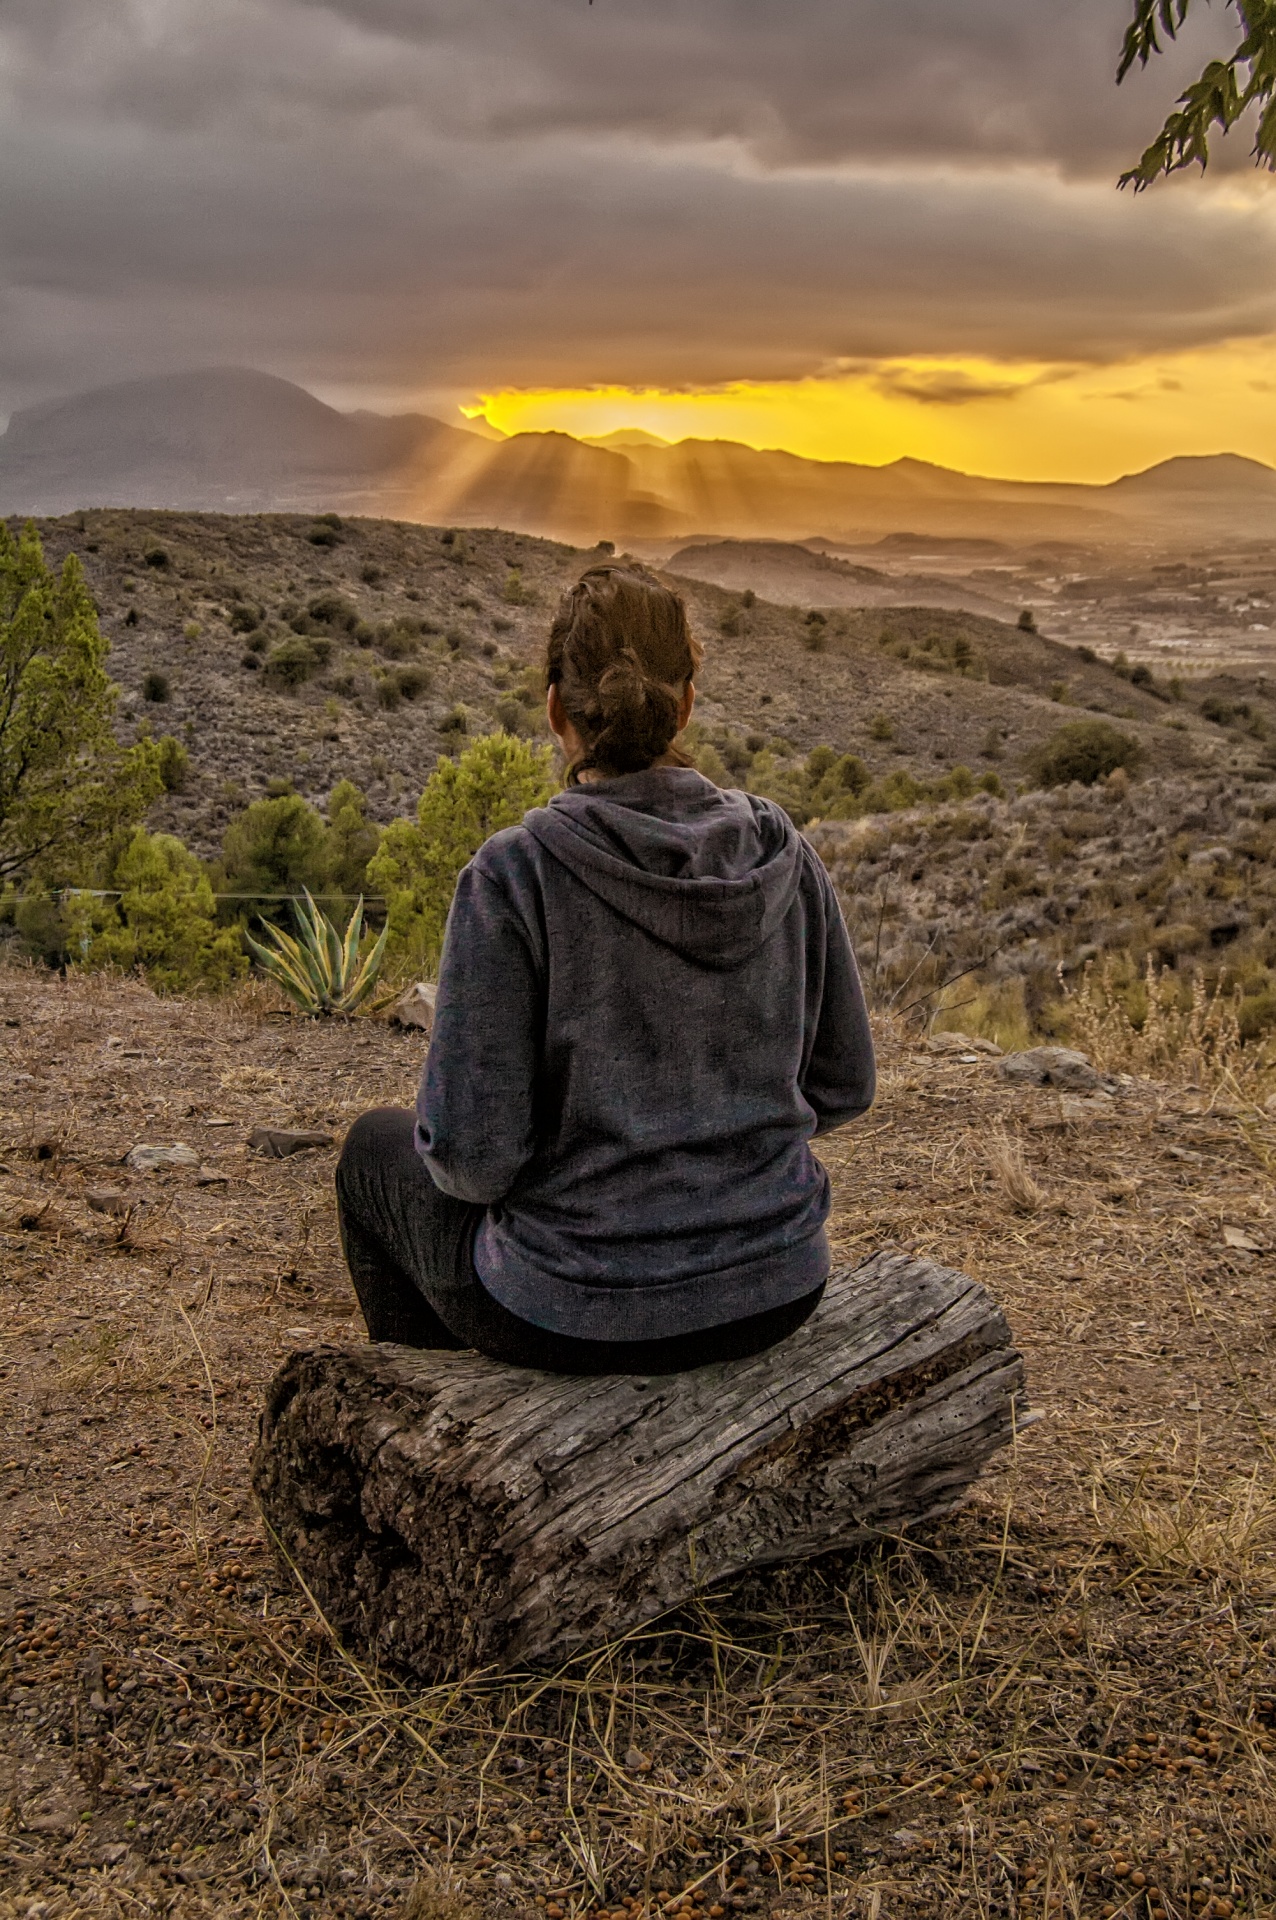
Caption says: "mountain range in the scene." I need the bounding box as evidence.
[3,366,1275,549]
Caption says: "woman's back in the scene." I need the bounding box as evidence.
[417,765,874,1343]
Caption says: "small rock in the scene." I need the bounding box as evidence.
[124,1143,199,1171]
[927,1031,1002,1057]
[100,1842,129,1866]
[1223,1224,1265,1253]
[998,1046,1103,1092]
[86,1189,131,1216]
[623,1745,651,1772]
[195,1165,229,1186]
[389,981,437,1033]
[247,1127,334,1158]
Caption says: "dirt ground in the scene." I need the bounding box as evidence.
[2,966,1274,1920]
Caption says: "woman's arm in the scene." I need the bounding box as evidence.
[802,860,876,1136]
[415,862,544,1204]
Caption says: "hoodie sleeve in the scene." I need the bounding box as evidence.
[801,857,876,1135]
[414,861,543,1204]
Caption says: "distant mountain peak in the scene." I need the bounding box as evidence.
[582,428,672,449]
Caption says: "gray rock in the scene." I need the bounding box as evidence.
[247,1127,333,1158]
[388,981,437,1033]
[86,1189,130,1215]
[124,1143,199,1170]
[927,1031,1002,1057]
[998,1046,1102,1091]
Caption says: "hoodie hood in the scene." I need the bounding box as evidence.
[521,767,803,969]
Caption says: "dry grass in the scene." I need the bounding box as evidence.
[3,969,1276,1920]
[1065,957,1273,1100]
[983,1127,1048,1213]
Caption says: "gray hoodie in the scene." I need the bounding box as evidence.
[415,767,875,1341]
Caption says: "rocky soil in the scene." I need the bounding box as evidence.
[810,771,1276,1042]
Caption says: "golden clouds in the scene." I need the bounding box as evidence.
[471,336,1276,483]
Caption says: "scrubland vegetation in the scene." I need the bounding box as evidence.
[5,512,1276,1920]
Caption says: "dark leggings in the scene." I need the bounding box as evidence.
[334,1108,823,1375]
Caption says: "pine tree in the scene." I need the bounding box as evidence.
[0,522,160,885]
[369,733,555,974]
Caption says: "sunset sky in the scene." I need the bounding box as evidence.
[3,0,1275,482]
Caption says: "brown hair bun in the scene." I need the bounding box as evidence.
[546,563,703,784]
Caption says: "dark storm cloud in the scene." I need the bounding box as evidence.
[0,0,1267,415]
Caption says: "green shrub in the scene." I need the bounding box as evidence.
[217,792,329,905]
[1075,644,1098,662]
[439,703,469,737]
[802,611,827,653]
[307,593,359,631]
[1201,695,1234,725]
[369,732,555,972]
[869,712,894,742]
[143,547,170,570]
[503,567,527,605]
[805,746,837,782]
[376,673,402,710]
[229,604,260,634]
[1130,663,1154,689]
[360,563,383,586]
[0,524,160,888]
[1017,608,1036,632]
[142,669,171,703]
[377,622,419,660]
[1031,719,1143,787]
[263,637,321,689]
[78,829,246,993]
[719,605,743,637]
[242,651,261,671]
[324,780,379,896]
[395,665,431,702]
[495,696,527,734]
[156,735,189,793]
[307,524,339,548]
[692,743,730,785]
[1240,988,1276,1040]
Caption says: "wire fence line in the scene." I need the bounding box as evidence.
[13,889,388,906]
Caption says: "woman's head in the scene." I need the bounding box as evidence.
[546,563,702,783]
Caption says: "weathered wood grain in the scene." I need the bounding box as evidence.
[252,1250,1027,1678]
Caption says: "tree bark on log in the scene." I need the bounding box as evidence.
[252,1250,1027,1679]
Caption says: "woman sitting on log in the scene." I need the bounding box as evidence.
[337,563,876,1373]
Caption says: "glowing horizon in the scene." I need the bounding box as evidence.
[465,334,1276,486]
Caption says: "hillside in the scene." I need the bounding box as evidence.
[18,508,1274,859]
[9,368,1276,548]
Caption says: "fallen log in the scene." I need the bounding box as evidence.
[252,1249,1028,1679]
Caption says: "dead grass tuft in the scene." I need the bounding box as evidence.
[984,1125,1047,1212]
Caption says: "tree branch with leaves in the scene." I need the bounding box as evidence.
[1120,0,1276,185]
[0,521,161,886]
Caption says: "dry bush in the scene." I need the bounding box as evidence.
[1064,954,1273,1097]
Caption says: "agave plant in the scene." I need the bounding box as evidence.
[245,890,389,1015]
